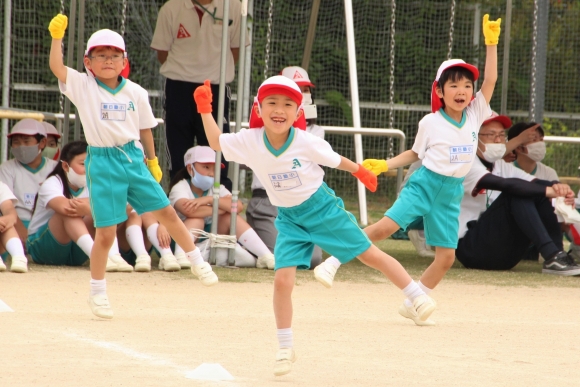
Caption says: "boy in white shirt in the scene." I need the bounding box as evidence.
[194,75,436,376]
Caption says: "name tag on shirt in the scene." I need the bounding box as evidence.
[101,103,127,121]
[23,193,35,208]
[268,172,302,191]
[449,145,473,163]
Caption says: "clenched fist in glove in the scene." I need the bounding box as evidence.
[193,80,213,114]
[49,14,68,39]
[482,14,501,45]
[147,157,163,183]
[353,164,377,192]
[362,159,388,176]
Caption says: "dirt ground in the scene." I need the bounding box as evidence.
[1,265,579,387]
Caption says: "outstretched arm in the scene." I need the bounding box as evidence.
[362,150,419,176]
[195,81,222,151]
[480,14,501,104]
[48,14,69,83]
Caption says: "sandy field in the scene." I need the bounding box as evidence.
[1,265,579,387]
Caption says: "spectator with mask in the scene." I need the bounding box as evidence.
[508,122,558,181]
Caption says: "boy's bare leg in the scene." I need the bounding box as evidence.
[357,244,413,289]
[91,225,117,280]
[418,246,455,289]
[364,216,401,242]
[273,267,297,376]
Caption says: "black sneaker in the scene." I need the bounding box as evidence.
[542,251,580,276]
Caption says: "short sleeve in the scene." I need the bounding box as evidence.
[0,181,17,206]
[150,5,174,51]
[0,165,14,193]
[412,120,429,159]
[219,131,253,164]
[468,90,492,129]
[58,67,89,105]
[307,135,341,168]
[137,87,159,130]
[169,179,193,207]
[37,176,65,209]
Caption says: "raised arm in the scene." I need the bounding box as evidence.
[480,14,501,104]
[48,14,69,84]
[194,81,222,151]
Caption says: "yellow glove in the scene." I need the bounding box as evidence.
[48,14,68,39]
[146,157,163,183]
[482,14,501,45]
[362,159,388,176]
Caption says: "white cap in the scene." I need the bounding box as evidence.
[280,66,315,87]
[41,122,61,138]
[434,59,479,82]
[257,75,303,105]
[85,29,126,56]
[8,119,46,138]
[184,146,224,168]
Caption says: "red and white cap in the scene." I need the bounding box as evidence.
[41,122,61,139]
[8,119,46,138]
[482,111,512,128]
[250,75,305,130]
[431,59,479,113]
[85,29,126,56]
[280,66,315,88]
[184,146,224,168]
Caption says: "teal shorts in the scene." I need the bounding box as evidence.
[385,166,464,249]
[274,183,371,270]
[26,222,88,266]
[86,141,170,228]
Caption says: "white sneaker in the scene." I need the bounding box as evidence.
[313,262,337,288]
[105,257,118,272]
[191,262,218,286]
[408,230,436,258]
[174,252,191,269]
[88,294,113,319]
[398,302,436,326]
[0,258,6,272]
[109,254,133,272]
[257,253,275,270]
[412,295,437,322]
[134,254,151,272]
[10,255,28,273]
[274,347,296,376]
[158,254,181,272]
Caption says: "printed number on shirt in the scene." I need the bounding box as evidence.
[268,172,302,191]
[449,145,473,163]
[101,103,127,121]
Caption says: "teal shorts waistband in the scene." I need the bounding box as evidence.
[87,140,139,156]
[278,182,333,216]
[419,166,465,185]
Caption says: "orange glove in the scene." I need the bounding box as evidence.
[352,164,377,192]
[193,80,213,114]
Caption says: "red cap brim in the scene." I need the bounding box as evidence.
[483,115,512,128]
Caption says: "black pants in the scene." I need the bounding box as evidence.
[456,193,562,270]
[164,78,232,190]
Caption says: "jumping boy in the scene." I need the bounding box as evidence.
[194,75,436,376]
[316,14,501,326]
[48,14,218,319]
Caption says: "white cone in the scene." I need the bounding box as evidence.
[185,363,234,381]
[0,298,14,312]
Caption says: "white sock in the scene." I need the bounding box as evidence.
[146,224,173,257]
[402,280,425,302]
[174,243,185,256]
[108,238,120,257]
[186,247,204,266]
[277,328,293,349]
[418,280,432,295]
[90,278,107,296]
[5,237,25,257]
[76,234,94,257]
[325,256,342,269]
[125,225,148,256]
[238,228,271,257]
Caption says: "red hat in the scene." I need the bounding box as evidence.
[280,66,315,88]
[482,111,512,128]
[431,59,479,113]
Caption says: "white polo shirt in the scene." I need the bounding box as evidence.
[514,160,558,182]
[412,90,491,178]
[169,179,231,223]
[220,127,341,207]
[28,175,89,235]
[0,181,18,209]
[151,0,245,83]
[59,67,158,147]
[0,158,58,222]
[458,158,535,238]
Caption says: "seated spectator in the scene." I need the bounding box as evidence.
[508,122,558,180]
[0,181,27,272]
[26,141,128,271]
[41,122,62,160]
[169,146,274,269]
[455,119,580,275]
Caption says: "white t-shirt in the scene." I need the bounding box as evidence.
[28,175,89,235]
[0,181,18,210]
[151,0,245,83]
[169,179,231,223]
[514,161,558,182]
[59,67,158,147]
[412,90,491,178]
[458,158,536,238]
[220,127,341,207]
[0,158,58,222]
[251,124,325,191]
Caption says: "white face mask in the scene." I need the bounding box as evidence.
[525,141,546,162]
[478,140,506,163]
[302,93,313,105]
[66,167,87,188]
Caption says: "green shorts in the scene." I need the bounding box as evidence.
[274,183,371,270]
[26,222,88,266]
[86,141,170,228]
[385,166,464,249]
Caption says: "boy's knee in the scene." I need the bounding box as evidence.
[274,270,294,291]
[435,251,455,270]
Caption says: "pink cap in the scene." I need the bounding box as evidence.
[8,119,46,138]
[184,146,224,168]
[257,75,302,106]
[482,111,512,128]
[280,66,315,87]
[41,122,61,139]
[85,29,126,56]
[431,59,479,113]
